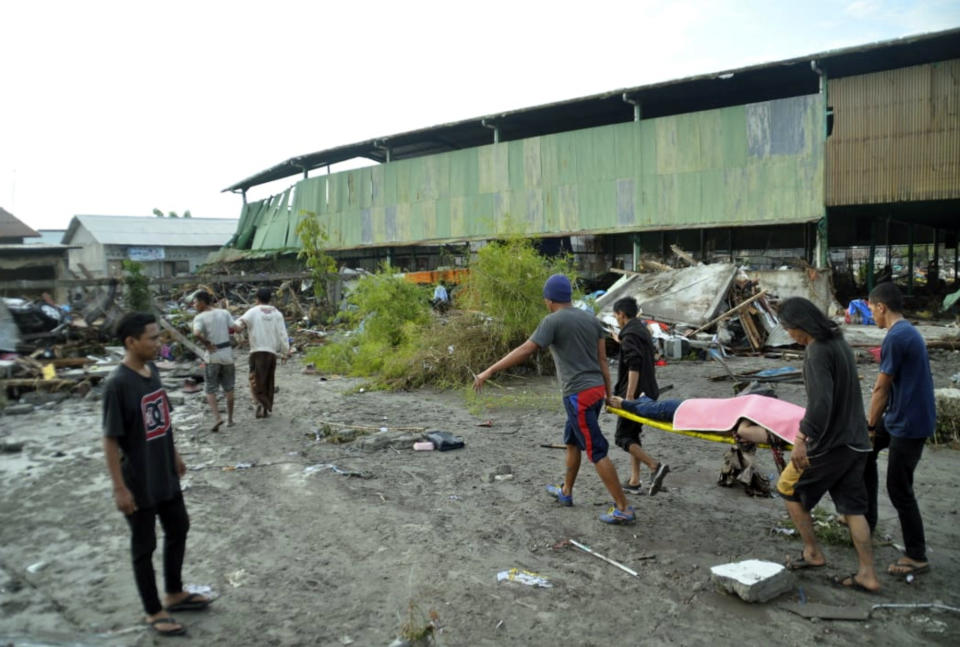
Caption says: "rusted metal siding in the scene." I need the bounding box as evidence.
[826,60,960,205]
[239,95,825,251]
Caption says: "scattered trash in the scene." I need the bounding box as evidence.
[565,539,639,577]
[222,462,254,471]
[26,561,48,574]
[497,568,552,588]
[413,441,435,451]
[425,431,464,451]
[476,420,493,427]
[225,568,249,588]
[952,371,960,385]
[303,463,372,479]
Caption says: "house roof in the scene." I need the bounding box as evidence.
[224,27,960,193]
[63,215,238,247]
[30,230,67,245]
[0,207,41,239]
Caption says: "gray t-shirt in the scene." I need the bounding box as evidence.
[193,308,234,364]
[530,306,605,396]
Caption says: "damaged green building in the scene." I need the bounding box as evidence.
[221,29,960,296]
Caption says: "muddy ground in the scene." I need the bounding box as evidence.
[1,332,959,646]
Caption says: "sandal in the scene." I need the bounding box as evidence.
[785,551,825,570]
[147,615,186,636]
[888,559,930,576]
[832,573,879,594]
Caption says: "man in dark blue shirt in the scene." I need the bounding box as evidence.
[867,282,936,577]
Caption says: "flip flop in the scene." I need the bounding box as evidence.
[147,615,186,636]
[888,560,930,576]
[210,420,223,433]
[166,593,211,612]
[786,552,826,570]
[832,573,879,594]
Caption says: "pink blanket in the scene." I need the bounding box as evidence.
[672,394,803,444]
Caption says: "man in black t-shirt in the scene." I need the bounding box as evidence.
[103,312,211,636]
[612,297,670,496]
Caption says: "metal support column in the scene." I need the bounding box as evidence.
[816,216,828,269]
[867,219,876,294]
[908,224,915,296]
[932,228,940,288]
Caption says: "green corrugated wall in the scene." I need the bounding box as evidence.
[236,93,824,251]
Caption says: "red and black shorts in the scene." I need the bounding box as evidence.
[562,384,609,463]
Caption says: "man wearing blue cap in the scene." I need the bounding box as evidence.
[474,274,635,524]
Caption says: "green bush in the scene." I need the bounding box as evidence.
[463,237,574,346]
[305,264,430,377]
[305,240,578,391]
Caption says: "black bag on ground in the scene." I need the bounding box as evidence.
[426,431,464,451]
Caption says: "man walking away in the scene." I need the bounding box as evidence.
[867,282,935,577]
[474,274,635,525]
[103,312,211,637]
[612,297,670,496]
[234,287,290,419]
[191,290,235,431]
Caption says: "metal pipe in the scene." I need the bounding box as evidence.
[481,119,499,144]
[622,93,641,122]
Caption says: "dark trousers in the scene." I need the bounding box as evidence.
[248,351,277,414]
[865,422,928,561]
[125,492,190,614]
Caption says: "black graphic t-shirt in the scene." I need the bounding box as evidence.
[102,363,180,508]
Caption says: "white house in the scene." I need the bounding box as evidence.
[62,215,238,278]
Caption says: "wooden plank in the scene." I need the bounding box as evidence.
[684,290,768,337]
[153,313,208,359]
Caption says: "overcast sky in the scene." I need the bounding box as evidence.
[2,0,958,231]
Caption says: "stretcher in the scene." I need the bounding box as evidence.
[607,405,793,473]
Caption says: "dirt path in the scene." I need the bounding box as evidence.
[1,347,958,645]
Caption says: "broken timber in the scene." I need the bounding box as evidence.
[684,290,768,338]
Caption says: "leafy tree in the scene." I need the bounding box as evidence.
[122,260,152,312]
[296,211,338,320]
[153,208,164,218]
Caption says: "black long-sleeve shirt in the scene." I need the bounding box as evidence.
[800,336,871,455]
[614,318,659,400]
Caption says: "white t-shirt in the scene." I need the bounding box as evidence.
[238,305,290,356]
[192,308,234,364]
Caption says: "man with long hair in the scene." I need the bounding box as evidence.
[775,297,879,593]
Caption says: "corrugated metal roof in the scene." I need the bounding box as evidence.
[30,230,67,245]
[64,215,238,247]
[225,28,960,193]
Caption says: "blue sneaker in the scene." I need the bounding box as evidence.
[546,484,573,506]
[599,505,636,525]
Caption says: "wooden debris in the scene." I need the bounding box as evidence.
[684,290,768,338]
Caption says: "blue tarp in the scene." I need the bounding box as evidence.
[847,299,875,325]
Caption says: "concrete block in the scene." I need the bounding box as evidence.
[710,559,793,603]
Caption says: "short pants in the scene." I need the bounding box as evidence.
[204,362,236,394]
[562,384,609,463]
[777,445,869,515]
